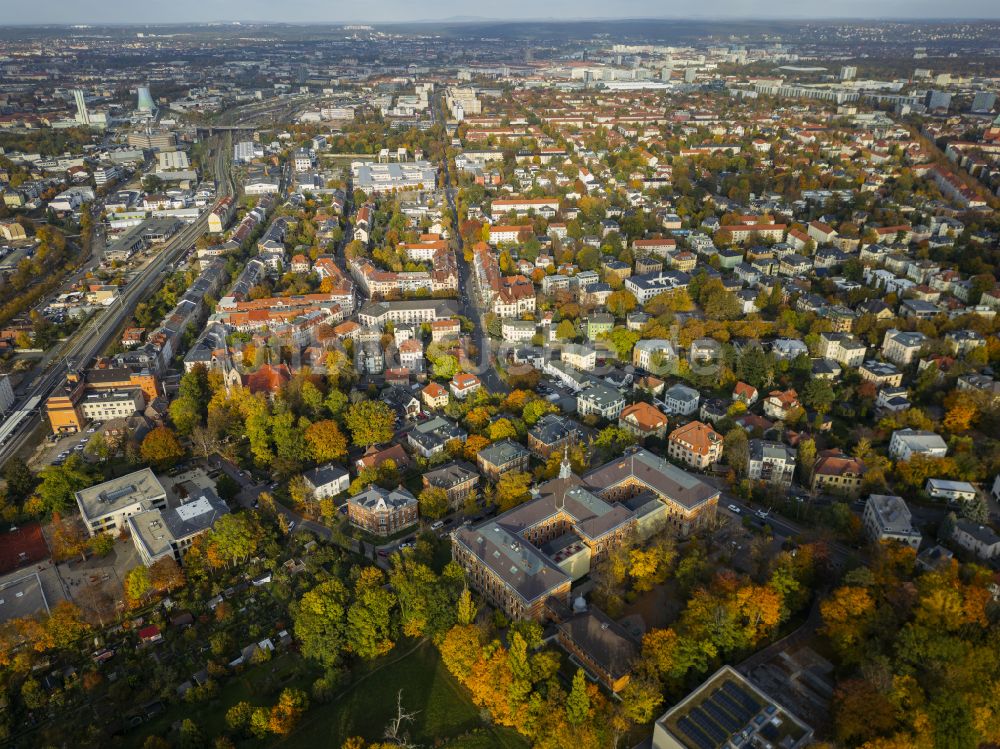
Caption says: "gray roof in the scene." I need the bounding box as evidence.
[348,485,417,512]
[424,461,479,490]
[478,439,530,467]
[557,607,638,682]
[529,413,580,446]
[749,439,795,463]
[128,489,229,560]
[583,447,719,511]
[76,468,166,523]
[302,463,349,490]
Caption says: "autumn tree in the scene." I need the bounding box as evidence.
[496,471,532,512]
[418,486,449,519]
[344,400,396,447]
[304,419,348,462]
[346,567,397,659]
[140,426,185,470]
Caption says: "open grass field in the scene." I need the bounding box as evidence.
[278,640,528,749]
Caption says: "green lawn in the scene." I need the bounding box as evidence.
[279,641,528,749]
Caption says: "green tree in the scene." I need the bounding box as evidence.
[346,568,397,660]
[555,319,577,340]
[34,456,91,514]
[292,579,349,667]
[802,379,835,414]
[205,513,263,568]
[344,400,396,447]
[606,289,638,318]
[566,669,591,725]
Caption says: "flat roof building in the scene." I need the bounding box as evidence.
[76,468,168,536]
[128,489,229,566]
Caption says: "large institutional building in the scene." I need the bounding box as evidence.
[451,448,719,620]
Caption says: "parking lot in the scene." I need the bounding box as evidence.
[35,423,103,467]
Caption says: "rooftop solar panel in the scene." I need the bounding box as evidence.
[704,699,741,732]
[678,716,716,749]
[723,680,762,713]
[691,707,728,744]
[713,688,752,723]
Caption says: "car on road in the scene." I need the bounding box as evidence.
[377,549,389,558]
[756,509,770,520]
[287,520,296,531]
[727,504,741,514]
[430,520,445,530]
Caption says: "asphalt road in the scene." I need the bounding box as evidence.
[431,96,507,394]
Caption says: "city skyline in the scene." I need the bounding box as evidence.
[4,0,1000,25]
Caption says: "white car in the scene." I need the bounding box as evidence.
[727,504,741,514]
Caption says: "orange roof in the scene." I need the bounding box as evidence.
[668,421,723,456]
[619,402,668,431]
[423,382,447,397]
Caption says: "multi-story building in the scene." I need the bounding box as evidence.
[128,489,229,566]
[632,339,676,372]
[76,468,168,536]
[667,421,723,470]
[811,449,865,497]
[78,388,145,423]
[347,485,419,537]
[951,519,1000,560]
[619,402,669,440]
[302,464,350,499]
[863,494,922,549]
[660,383,699,416]
[652,666,813,749]
[889,429,948,460]
[452,458,636,620]
[577,382,626,421]
[881,329,927,366]
[477,439,531,481]
[583,447,720,536]
[527,414,581,458]
[47,368,160,433]
[625,270,691,305]
[358,299,459,328]
[819,332,867,368]
[423,461,480,508]
[762,389,800,420]
[747,439,796,487]
[859,360,904,388]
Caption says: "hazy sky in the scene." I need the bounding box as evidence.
[3,0,999,24]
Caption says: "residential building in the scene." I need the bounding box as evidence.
[660,383,699,416]
[811,449,865,497]
[619,401,669,440]
[347,485,419,537]
[819,332,867,368]
[889,429,948,460]
[421,382,449,410]
[477,439,531,481]
[667,421,723,470]
[577,382,626,420]
[450,373,482,399]
[859,360,903,388]
[925,478,977,502]
[302,464,350,500]
[951,519,1000,560]
[763,389,800,420]
[747,439,796,487]
[863,494,922,548]
[528,414,581,459]
[881,329,927,366]
[732,381,758,406]
[632,339,676,372]
[423,461,480,507]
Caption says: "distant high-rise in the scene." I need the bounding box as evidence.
[137,85,155,113]
[925,90,952,112]
[840,65,857,81]
[684,68,697,84]
[73,89,90,126]
[971,91,997,114]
